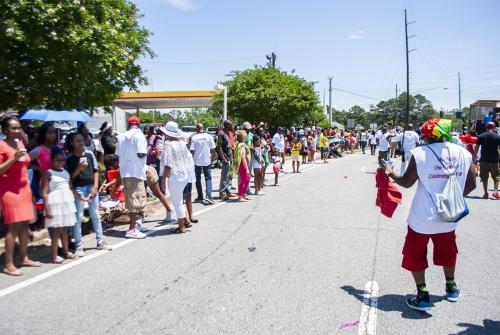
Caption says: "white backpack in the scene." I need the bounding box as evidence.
[425,145,469,223]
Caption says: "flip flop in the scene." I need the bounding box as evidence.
[52,256,65,264]
[184,222,192,229]
[174,227,185,234]
[3,268,23,276]
[22,261,42,268]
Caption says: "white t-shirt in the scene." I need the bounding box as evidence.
[368,134,377,145]
[408,142,472,234]
[190,132,215,167]
[377,132,390,151]
[116,128,147,180]
[395,131,420,152]
[272,133,285,152]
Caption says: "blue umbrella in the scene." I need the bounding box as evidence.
[20,109,91,123]
[329,138,343,144]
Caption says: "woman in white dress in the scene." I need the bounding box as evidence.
[41,149,77,263]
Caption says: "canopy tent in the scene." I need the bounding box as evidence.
[113,91,220,110]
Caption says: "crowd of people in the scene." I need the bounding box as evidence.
[0,115,352,276]
[1,112,498,279]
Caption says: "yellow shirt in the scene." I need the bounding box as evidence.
[291,142,301,155]
[319,134,328,148]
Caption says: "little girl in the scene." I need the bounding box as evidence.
[42,149,77,264]
[271,148,282,186]
[251,136,265,195]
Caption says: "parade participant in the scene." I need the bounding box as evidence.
[116,116,148,239]
[77,123,96,153]
[360,130,368,154]
[251,135,265,195]
[368,130,377,155]
[0,117,40,276]
[161,122,196,233]
[29,122,57,172]
[234,130,251,202]
[395,124,420,175]
[100,122,117,155]
[217,120,235,200]
[389,129,399,158]
[376,126,392,161]
[41,149,77,264]
[65,133,110,255]
[291,137,302,173]
[383,118,475,312]
[191,123,216,204]
[474,122,500,199]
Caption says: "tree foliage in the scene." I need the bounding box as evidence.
[212,67,322,128]
[0,0,154,111]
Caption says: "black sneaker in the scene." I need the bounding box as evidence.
[446,282,461,302]
[406,290,432,312]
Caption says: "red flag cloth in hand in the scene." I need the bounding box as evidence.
[375,168,403,218]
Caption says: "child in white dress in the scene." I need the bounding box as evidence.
[42,149,77,264]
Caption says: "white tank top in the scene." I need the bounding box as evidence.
[407,142,472,234]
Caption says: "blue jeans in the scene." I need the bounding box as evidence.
[74,185,104,248]
[195,165,213,200]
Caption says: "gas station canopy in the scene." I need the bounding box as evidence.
[113,90,220,110]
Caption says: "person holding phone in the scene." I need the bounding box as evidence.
[65,132,109,257]
[0,117,40,276]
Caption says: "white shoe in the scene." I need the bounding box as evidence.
[125,229,147,239]
[74,247,85,257]
[135,223,148,233]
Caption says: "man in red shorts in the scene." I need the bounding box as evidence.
[383,119,476,312]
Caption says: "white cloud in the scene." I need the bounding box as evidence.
[349,30,366,40]
[164,0,198,11]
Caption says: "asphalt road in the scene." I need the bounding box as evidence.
[0,153,499,335]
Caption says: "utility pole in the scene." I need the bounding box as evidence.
[394,84,399,124]
[458,72,465,130]
[266,52,277,68]
[328,76,333,126]
[405,9,415,126]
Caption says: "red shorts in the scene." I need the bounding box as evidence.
[402,226,458,272]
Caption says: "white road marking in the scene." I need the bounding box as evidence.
[0,161,328,298]
[358,280,379,335]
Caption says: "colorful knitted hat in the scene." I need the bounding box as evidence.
[421,118,452,142]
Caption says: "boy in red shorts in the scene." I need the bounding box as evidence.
[383,119,476,312]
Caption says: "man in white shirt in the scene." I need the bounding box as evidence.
[272,127,285,163]
[190,123,216,204]
[116,116,148,239]
[395,124,420,174]
[376,126,394,161]
[384,118,475,313]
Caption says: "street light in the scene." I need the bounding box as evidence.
[216,83,228,121]
[413,86,448,94]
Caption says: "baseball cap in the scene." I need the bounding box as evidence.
[128,116,141,125]
[486,121,496,129]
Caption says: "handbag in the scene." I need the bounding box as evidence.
[425,145,469,223]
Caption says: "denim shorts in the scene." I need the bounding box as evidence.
[183,183,192,194]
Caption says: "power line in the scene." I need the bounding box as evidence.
[332,87,383,101]
[139,56,261,65]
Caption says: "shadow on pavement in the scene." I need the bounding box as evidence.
[341,285,447,320]
[450,319,500,335]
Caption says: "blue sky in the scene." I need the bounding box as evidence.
[134,0,500,112]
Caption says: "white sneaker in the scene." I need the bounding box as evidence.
[125,229,147,239]
[74,247,85,257]
[135,223,148,233]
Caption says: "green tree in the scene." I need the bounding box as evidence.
[212,67,321,129]
[0,0,153,111]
